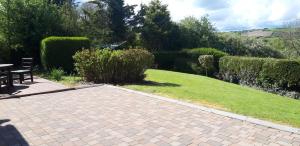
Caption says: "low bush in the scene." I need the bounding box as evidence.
[73,49,154,83]
[41,36,90,72]
[219,56,300,96]
[198,55,216,76]
[50,69,65,81]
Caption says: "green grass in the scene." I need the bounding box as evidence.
[36,71,82,87]
[124,69,300,127]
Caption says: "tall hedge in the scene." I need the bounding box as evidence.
[41,37,90,72]
[219,56,300,92]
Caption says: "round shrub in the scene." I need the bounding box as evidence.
[73,49,154,83]
[41,36,90,72]
[198,55,216,76]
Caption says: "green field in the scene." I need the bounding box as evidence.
[124,69,300,127]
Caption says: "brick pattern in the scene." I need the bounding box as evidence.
[0,77,67,98]
[0,85,299,146]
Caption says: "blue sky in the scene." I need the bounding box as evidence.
[78,0,300,31]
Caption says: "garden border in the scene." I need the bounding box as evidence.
[106,85,300,135]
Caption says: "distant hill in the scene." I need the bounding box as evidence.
[241,29,273,37]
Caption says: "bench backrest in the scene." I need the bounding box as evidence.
[22,58,33,70]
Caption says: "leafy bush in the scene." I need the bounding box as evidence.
[41,36,90,72]
[73,49,154,83]
[50,69,65,81]
[219,56,300,95]
[198,55,216,76]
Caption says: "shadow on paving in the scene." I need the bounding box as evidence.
[0,80,40,96]
[0,119,29,146]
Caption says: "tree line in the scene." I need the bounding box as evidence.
[0,0,218,63]
[0,0,298,64]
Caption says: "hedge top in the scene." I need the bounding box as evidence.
[41,36,90,42]
[183,48,229,59]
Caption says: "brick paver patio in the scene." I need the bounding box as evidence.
[0,77,67,98]
[0,83,300,146]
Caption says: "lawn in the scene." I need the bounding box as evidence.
[36,71,82,87]
[124,69,300,127]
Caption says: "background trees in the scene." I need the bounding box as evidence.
[140,0,174,51]
[0,0,68,63]
[179,16,217,49]
[0,0,298,64]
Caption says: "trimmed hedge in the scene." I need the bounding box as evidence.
[219,56,300,92]
[182,48,228,60]
[153,51,186,70]
[41,36,90,72]
[73,49,154,83]
[153,48,228,75]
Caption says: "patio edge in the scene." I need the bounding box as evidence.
[105,85,300,135]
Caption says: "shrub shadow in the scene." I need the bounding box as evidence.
[0,119,29,146]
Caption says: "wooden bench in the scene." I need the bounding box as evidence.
[12,58,34,84]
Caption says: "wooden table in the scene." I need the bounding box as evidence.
[0,64,14,87]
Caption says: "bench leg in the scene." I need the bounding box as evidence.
[20,74,24,84]
[30,72,33,82]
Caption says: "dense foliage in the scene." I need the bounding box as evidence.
[0,0,79,64]
[216,33,284,58]
[219,56,300,98]
[73,49,154,83]
[154,48,228,75]
[179,16,217,49]
[41,37,90,72]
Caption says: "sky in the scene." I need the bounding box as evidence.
[79,0,300,31]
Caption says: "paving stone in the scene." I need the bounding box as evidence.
[0,82,299,146]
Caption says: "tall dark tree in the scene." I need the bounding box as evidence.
[80,0,138,46]
[141,0,174,51]
[80,0,111,46]
[106,0,126,43]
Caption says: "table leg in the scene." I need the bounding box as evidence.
[8,68,13,87]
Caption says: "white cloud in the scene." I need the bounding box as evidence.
[79,0,300,31]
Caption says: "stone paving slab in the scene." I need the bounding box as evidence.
[0,85,300,146]
[0,77,67,98]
